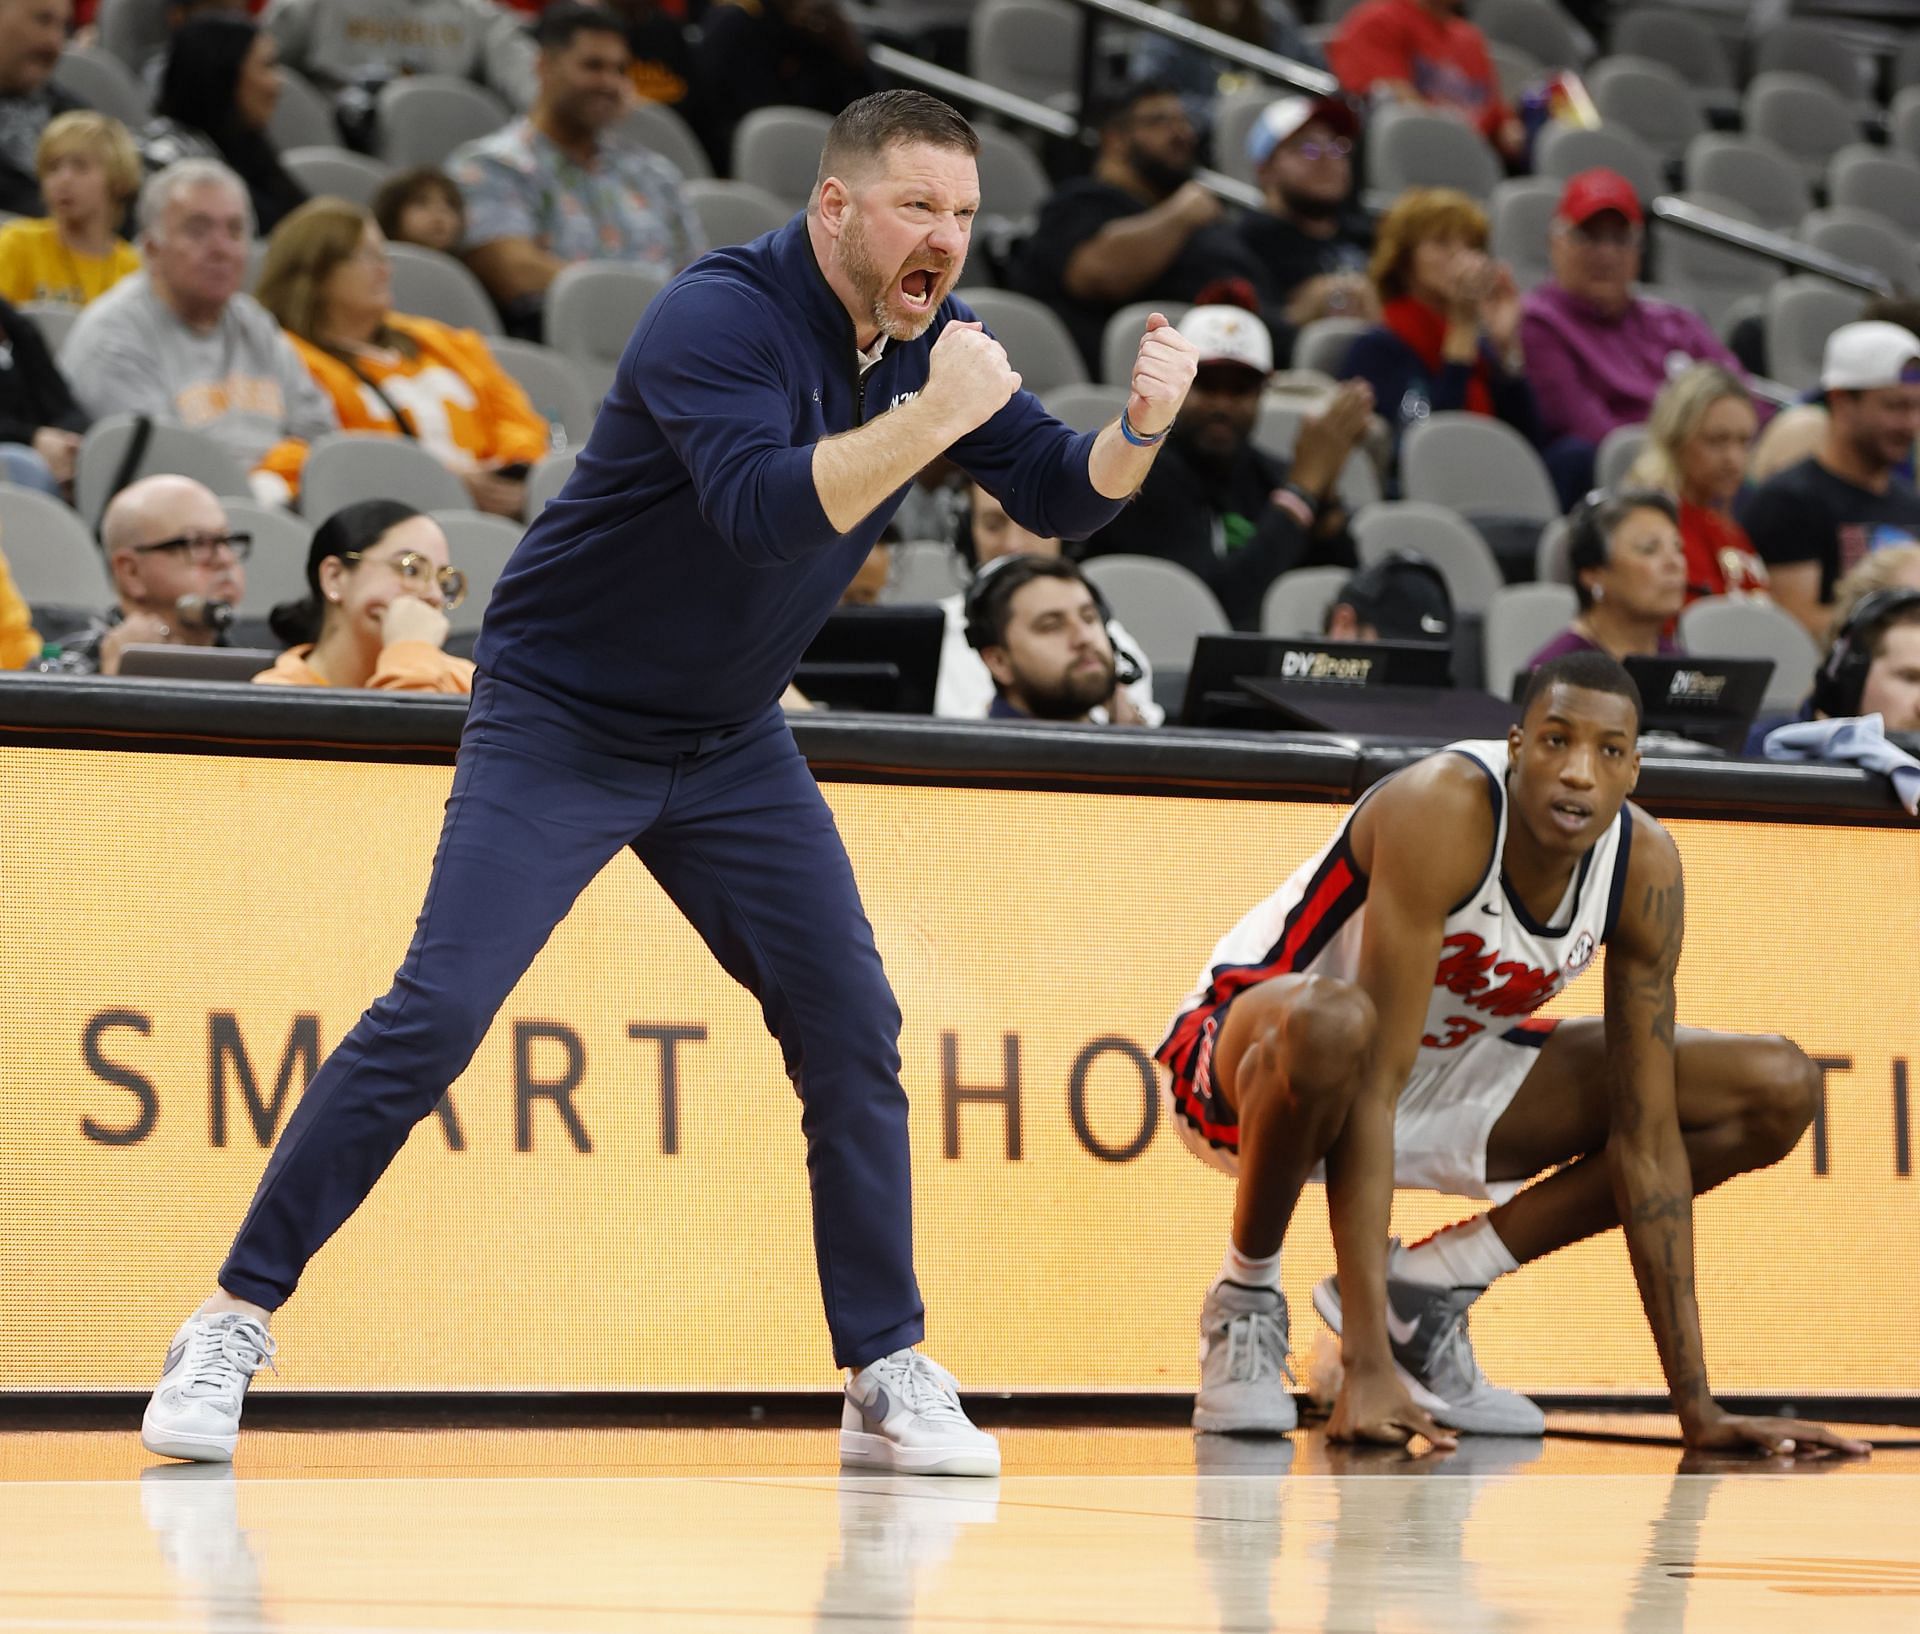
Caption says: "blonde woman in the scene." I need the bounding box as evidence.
[1830,541,1920,629]
[257,198,551,519]
[0,112,143,307]
[1626,362,1769,603]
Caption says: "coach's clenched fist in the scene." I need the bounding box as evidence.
[924,320,1022,438]
[1125,313,1200,439]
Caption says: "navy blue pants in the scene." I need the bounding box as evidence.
[220,674,924,1370]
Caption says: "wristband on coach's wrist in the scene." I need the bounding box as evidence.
[1119,408,1169,447]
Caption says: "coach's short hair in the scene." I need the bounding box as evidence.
[812,90,979,204]
[1520,649,1643,733]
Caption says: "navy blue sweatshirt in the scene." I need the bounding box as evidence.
[476,217,1125,743]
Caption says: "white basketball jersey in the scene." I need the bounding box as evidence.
[1158,741,1632,1085]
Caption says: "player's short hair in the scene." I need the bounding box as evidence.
[1520,650,1643,733]
[813,90,979,202]
[534,1,627,53]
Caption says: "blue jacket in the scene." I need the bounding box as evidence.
[476,216,1123,743]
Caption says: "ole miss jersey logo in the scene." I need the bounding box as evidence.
[1421,933,1563,1052]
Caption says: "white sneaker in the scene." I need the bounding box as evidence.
[1192,1281,1297,1435]
[141,1312,277,1463]
[840,1349,1001,1477]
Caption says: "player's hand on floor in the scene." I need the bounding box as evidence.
[1684,1408,1870,1459]
[1328,1362,1457,1452]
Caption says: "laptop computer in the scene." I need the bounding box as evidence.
[1181,633,1453,729]
[115,645,279,683]
[795,606,944,715]
[1622,656,1774,755]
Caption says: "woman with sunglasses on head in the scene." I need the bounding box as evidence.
[254,499,474,693]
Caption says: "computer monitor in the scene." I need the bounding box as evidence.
[795,606,945,715]
[1237,676,1519,738]
[1622,656,1774,754]
[115,645,279,682]
[1180,633,1453,728]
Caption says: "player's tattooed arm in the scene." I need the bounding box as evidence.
[1603,815,1712,1422]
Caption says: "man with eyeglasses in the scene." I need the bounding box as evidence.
[1519,169,1747,452]
[53,473,248,675]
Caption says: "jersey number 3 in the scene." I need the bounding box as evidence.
[1422,1015,1485,1050]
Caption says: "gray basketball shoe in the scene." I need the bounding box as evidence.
[1311,1242,1545,1436]
[1192,1281,1298,1435]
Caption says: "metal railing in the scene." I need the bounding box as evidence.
[1649,197,1893,297]
[1062,0,1338,101]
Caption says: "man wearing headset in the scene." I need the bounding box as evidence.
[965,555,1147,724]
[1811,588,1920,734]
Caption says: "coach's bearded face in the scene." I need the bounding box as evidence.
[835,149,974,342]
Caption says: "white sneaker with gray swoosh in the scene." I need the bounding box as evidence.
[840,1349,1001,1477]
[141,1313,277,1463]
[1312,1241,1545,1436]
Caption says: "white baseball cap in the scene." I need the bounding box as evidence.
[1245,94,1360,168]
[1821,321,1920,391]
[1180,305,1275,376]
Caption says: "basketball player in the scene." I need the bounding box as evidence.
[139,90,1199,1471]
[1160,651,1870,1456]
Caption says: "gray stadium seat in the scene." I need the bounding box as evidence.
[1352,502,1503,614]
[1534,514,1572,584]
[546,261,673,403]
[682,179,791,248]
[1764,277,1867,395]
[1040,382,1127,433]
[1678,595,1819,712]
[1684,136,1811,232]
[1079,555,1229,669]
[615,100,713,181]
[1367,107,1503,201]
[1798,209,1914,297]
[1595,423,1649,491]
[377,75,511,170]
[1260,565,1350,637]
[1743,74,1863,187]
[488,337,594,453]
[74,415,253,531]
[527,450,576,515]
[19,301,78,354]
[1101,301,1190,388]
[51,45,149,128]
[1750,20,1873,109]
[1213,87,1281,191]
[301,433,469,523]
[969,0,1082,113]
[282,147,394,210]
[1893,87,1920,169]
[955,288,1088,395]
[1609,9,1737,121]
[1245,394,1384,515]
[733,106,834,212]
[1486,40,1543,104]
[881,540,968,604]
[974,124,1052,225]
[1483,582,1577,697]
[1587,57,1704,167]
[1534,122,1660,204]
[1290,316,1367,378]
[386,241,503,337]
[268,67,340,152]
[1402,413,1559,524]
[221,497,314,620]
[97,0,163,71]
[1472,0,1592,71]
[1897,36,1920,96]
[1490,177,1561,292]
[0,481,112,611]
[1828,145,1920,240]
[427,509,523,635]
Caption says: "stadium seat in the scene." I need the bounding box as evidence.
[51,44,149,128]
[1244,395,1383,515]
[1609,9,1737,122]
[1743,74,1863,187]
[1534,122,1661,203]
[488,338,593,453]
[615,100,713,181]
[1595,422,1648,491]
[0,481,112,612]
[955,288,1088,395]
[1828,145,1920,240]
[1490,178,1561,291]
[386,241,503,337]
[74,415,253,531]
[1213,86,1281,190]
[1892,87,1920,168]
[96,0,161,71]
[546,261,672,402]
[527,450,576,514]
[882,540,968,604]
[377,76,512,170]
[1679,595,1819,712]
[1486,40,1543,104]
[733,106,834,212]
[1750,20,1873,109]
[975,125,1052,225]
[682,179,790,248]
[221,498,314,620]
[1260,565,1350,636]
[1765,277,1867,395]
[969,0,1083,113]
[1402,413,1559,524]
[19,301,78,354]
[1897,36,1920,96]
[1483,583,1577,698]
[1366,107,1503,201]
[1102,301,1189,388]
[1587,57,1704,167]
[268,67,340,152]
[427,509,523,635]
[1472,0,1591,71]
[1534,514,1572,584]
[1352,502,1503,614]
[1290,316,1367,378]
[1040,382,1127,434]
[282,147,394,210]
[1684,136,1811,232]
[1079,555,1229,668]
[301,433,469,522]
[1798,209,1914,297]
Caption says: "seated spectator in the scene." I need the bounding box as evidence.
[1749,297,1920,487]
[1132,2,1326,132]
[0,294,88,495]
[120,0,260,100]
[1323,549,1453,643]
[1833,543,1920,622]
[0,530,41,669]
[1529,489,1686,667]
[1080,303,1365,628]
[1520,170,1746,453]
[1328,0,1523,163]
[0,113,144,307]
[256,497,474,691]
[1738,322,1920,643]
[1810,585,1920,735]
[61,159,339,506]
[371,166,465,255]
[53,473,249,675]
[449,3,705,338]
[261,0,537,111]
[0,0,85,218]
[841,541,890,606]
[692,0,877,173]
[1342,188,1547,474]
[257,197,550,519]
[142,15,309,236]
[1007,82,1271,375]
[965,554,1149,725]
[936,481,1159,723]
[1626,363,1769,603]
[1236,94,1377,342]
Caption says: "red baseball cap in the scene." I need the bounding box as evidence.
[1556,167,1643,227]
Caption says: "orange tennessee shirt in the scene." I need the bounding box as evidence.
[253,641,475,694]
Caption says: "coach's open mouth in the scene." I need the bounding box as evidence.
[899,268,938,310]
